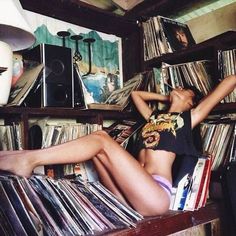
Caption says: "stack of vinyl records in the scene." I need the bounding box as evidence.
[29,121,102,179]
[218,48,236,78]
[142,16,196,61]
[0,173,143,235]
[200,121,235,170]
[170,155,212,211]
[0,122,23,151]
[154,60,213,97]
[218,48,236,103]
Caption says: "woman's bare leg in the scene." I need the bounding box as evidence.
[92,156,128,204]
[0,150,28,156]
[0,148,127,203]
[0,130,170,216]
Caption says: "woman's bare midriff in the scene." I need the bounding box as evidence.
[138,149,176,183]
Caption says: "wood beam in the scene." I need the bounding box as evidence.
[20,0,138,37]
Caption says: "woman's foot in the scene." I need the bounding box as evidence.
[0,151,34,178]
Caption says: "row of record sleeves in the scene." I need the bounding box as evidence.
[0,173,143,236]
[170,155,212,211]
[154,58,236,105]
[0,123,23,151]
[218,48,236,103]
[200,120,236,170]
[142,15,196,61]
[218,48,236,78]
[158,60,213,97]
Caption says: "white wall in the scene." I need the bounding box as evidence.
[186,2,236,43]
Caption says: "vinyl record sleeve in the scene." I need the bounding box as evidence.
[0,182,27,235]
[1,178,40,236]
[73,181,127,229]
[18,177,63,236]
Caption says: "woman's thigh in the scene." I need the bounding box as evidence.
[96,132,171,216]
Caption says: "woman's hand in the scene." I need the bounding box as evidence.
[131,91,170,121]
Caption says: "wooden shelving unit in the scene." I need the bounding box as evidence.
[0,107,135,121]
[0,1,235,235]
[0,106,137,149]
[142,31,236,71]
[107,201,222,236]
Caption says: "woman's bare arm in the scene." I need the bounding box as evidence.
[191,75,236,128]
[131,91,170,120]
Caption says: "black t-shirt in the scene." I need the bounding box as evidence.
[137,110,198,156]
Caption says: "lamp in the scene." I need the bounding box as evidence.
[0,0,35,105]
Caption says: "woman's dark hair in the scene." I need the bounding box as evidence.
[185,85,204,106]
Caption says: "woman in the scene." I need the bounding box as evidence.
[0,75,235,216]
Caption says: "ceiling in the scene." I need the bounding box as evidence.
[79,0,144,15]
[78,0,234,22]
[19,0,233,38]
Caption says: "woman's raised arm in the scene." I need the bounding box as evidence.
[191,75,236,128]
[131,91,170,121]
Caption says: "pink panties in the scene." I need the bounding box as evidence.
[152,175,172,200]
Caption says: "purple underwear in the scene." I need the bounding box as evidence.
[152,175,172,200]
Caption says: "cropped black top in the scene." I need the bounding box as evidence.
[137,110,198,156]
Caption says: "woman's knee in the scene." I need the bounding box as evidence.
[91,130,114,149]
[92,130,110,140]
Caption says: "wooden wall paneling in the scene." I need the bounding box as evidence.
[20,0,139,37]
[122,28,142,80]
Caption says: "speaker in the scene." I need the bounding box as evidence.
[23,44,74,107]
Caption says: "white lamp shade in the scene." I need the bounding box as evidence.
[0,41,13,105]
[0,0,36,51]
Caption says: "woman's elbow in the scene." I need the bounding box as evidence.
[225,74,236,87]
[131,91,139,101]
[131,91,139,96]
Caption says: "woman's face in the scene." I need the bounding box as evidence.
[170,87,195,107]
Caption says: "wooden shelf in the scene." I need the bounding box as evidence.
[0,100,235,121]
[0,106,137,149]
[106,201,221,236]
[211,102,236,115]
[143,30,236,70]
[1,2,235,235]
[0,106,136,121]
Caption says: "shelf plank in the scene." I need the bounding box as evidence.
[107,201,221,236]
[0,101,235,119]
[0,107,136,120]
[211,102,236,115]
